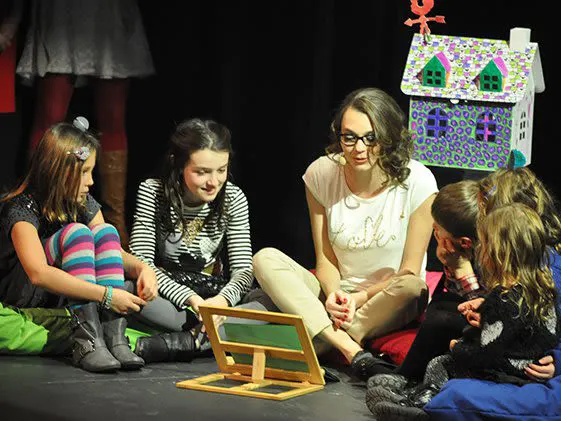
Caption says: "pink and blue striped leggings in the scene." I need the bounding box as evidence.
[44,223,124,305]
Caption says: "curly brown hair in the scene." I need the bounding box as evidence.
[477,203,558,324]
[326,87,414,185]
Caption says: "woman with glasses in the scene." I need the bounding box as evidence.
[253,87,438,380]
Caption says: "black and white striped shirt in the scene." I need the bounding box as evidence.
[129,178,253,307]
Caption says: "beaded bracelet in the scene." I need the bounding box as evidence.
[101,286,114,309]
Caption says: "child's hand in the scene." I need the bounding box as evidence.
[111,289,147,314]
[187,294,205,315]
[200,295,229,326]
[449,339,459,350]
[136,266,158,301]
[325,290,355,329]
[458,297,485,327]
[525,355,556,381]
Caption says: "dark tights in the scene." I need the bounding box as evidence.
[397,292,467,381]
[29,74,129,151]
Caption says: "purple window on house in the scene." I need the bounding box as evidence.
[426,108,448,138]
[476,112,497,142]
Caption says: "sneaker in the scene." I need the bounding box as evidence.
[371,401,429,421]
[365,386,404,414]
[402,382,441,409]
[367,373,408,393]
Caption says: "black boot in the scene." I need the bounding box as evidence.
[350,350,396,381]
[100,310,145,370]
[70,302,121,373]
[134,331,198,364]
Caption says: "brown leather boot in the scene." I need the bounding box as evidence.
[97,150,129,249]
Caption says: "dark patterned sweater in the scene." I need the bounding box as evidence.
[451,284,561,383]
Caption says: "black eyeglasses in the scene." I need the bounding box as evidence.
[339,132,377,147]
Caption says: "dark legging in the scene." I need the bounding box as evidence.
[397,292,467,381]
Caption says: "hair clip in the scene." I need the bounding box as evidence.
[73,116,89,132]
[68,146,91,161]
[484,185,497,198]
[68,116,91,160]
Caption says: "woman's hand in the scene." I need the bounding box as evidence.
[136,265,158,301]
[525,355,556,381]
[458,297,485,327]
[325,290,355,328]
[111,289,147,314]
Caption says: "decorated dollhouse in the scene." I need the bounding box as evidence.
[401,28,544,171]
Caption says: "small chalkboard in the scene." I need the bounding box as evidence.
[176,306,325,400]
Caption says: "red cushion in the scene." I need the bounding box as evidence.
[369,328,419,365]
[425,270,442,296]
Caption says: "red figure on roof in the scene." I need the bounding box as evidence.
[404,0,445,36]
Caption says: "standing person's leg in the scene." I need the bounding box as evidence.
[91,223,144,369]
[93,78,130,249]
[29,74,74,152]
[44,223,121,372]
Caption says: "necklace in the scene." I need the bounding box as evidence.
[183,217,205,244]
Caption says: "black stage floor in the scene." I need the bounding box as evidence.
[0,356,373,421]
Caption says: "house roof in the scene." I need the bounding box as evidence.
[489,57,508,77]
[435,51,451,72]
[401,33,540,103]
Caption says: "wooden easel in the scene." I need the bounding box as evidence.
[176,306,325,400]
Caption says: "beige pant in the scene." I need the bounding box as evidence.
[253,247,428,345]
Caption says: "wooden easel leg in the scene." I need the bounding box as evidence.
[251,348,266,382]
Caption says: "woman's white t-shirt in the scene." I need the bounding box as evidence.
[303,156,438,285]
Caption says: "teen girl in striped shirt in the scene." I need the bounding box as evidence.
[130,118,270,363]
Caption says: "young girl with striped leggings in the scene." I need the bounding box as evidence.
[0,118,158,372]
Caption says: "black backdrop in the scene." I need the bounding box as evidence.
[2,0,557,271]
